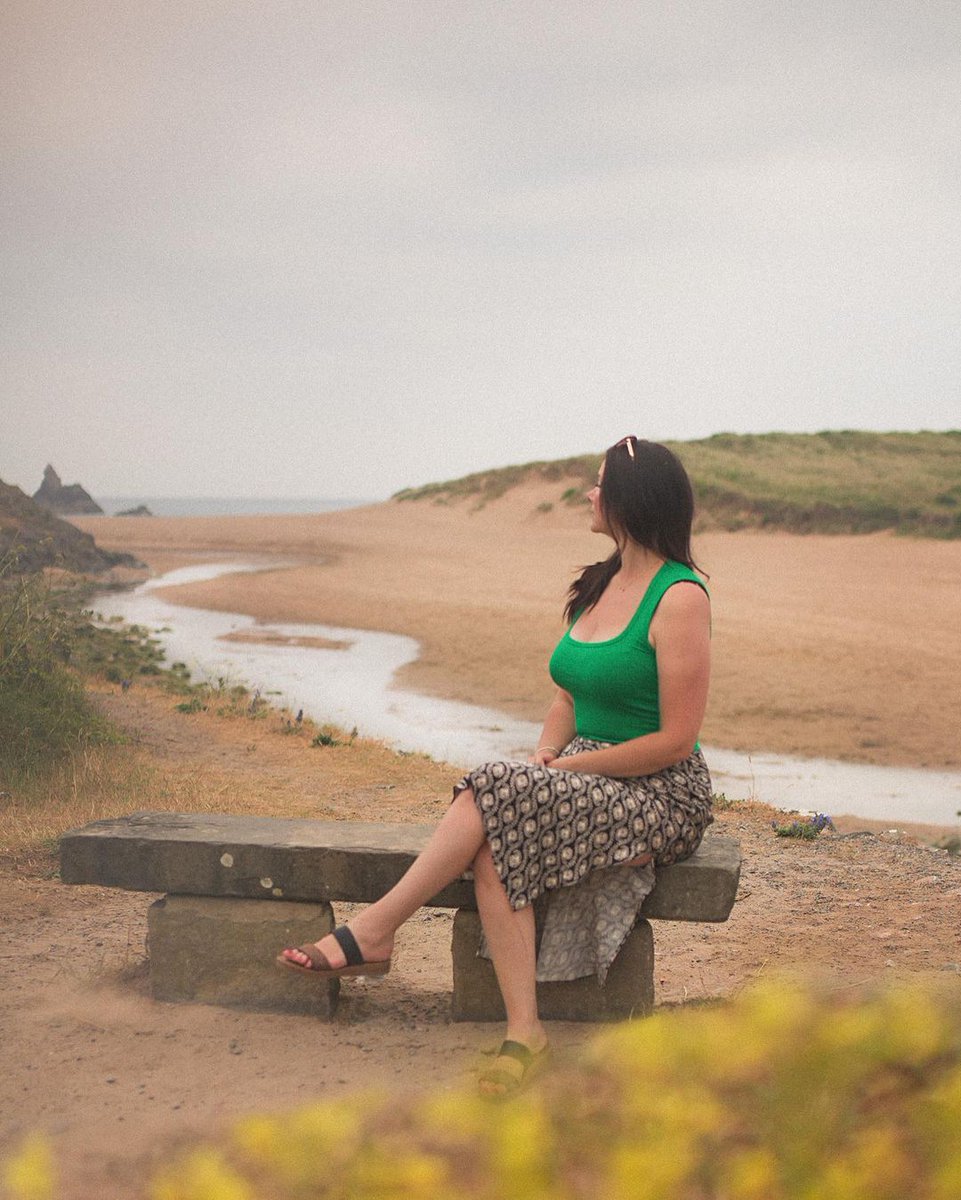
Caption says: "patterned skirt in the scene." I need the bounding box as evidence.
[454,738,713,981]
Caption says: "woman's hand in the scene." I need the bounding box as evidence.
[529,746,560,766]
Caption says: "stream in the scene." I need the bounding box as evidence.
[93,562,961,827]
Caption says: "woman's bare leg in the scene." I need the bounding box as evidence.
[471,843,546,1052]
[280,788,487,968]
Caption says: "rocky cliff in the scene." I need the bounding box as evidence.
[32,465,103,515]
[0,479,140,573]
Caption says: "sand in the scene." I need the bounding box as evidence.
[2,681,960,1199]
[7,487,959,1190]
[76,484,961,770]
[3,491,957,1196]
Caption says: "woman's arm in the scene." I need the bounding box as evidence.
[550,581,711,777]
[529,688,577,765]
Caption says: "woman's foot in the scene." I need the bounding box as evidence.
[478,1032,549,1100]
[277,924,394,977]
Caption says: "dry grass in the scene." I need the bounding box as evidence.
[0,744,157,871]
[0,677,458,870]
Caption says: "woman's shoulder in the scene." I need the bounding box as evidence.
[649,574,711,643]
[656,560,709,597]
[658,577,710,611]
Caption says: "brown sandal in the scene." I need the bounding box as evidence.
[276,925,391,979]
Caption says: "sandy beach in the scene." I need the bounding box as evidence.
[76,481,961,772]
[3,679,960,1200]
[2,489,958,1197]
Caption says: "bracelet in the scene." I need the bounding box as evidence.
[536,745,560,756]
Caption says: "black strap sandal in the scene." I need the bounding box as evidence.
[276,925,391,978]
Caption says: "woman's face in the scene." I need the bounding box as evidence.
[587,461,612,537]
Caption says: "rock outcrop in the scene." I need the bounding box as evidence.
[32,465,103,515]
[115,504,154,517]
[0,479,141,573]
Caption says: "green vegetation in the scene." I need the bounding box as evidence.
[676,430,961,537]
[6,979,961,1199]
[396,430,961,537]
[0,554,115,775]
[311,723,358,748]
[773,812,836,839]
[394,454,600,507]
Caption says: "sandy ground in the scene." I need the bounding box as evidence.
[2,681,960,1199]
[76,486,961,770]
[3,494,959,1195]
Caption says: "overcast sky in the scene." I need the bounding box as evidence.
[3,1,959,500]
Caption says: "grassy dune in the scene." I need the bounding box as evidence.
[396,430,961,537]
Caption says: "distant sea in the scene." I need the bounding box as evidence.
[96,496,380,518]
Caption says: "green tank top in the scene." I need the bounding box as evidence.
[548,560,708,744]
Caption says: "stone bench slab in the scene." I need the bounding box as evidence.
[60,811,740,923]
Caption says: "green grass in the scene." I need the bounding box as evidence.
[675,430,961,536]
[394,454,600,508]
[0,557,116,775]
[0,550,201,780]
[395,430,961,537]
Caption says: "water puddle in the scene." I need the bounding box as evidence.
[94,562,961,827]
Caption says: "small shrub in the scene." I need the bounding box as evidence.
[174,697,205,715]
[279,709,306,736]
[0,552,113,773]
[311,724,357,748]
[772,812,835,839]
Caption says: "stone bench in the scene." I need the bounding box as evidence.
[60,811,741,1023]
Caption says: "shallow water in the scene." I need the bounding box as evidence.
[94,563,961,827]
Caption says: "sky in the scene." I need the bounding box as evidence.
[2,1,959,501]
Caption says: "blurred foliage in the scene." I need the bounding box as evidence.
[395,430,961,537]
[6,979,961,1199]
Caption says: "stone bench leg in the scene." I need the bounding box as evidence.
[451,908,654,1022]
[147,896,339,1017]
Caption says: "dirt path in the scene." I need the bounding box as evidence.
[2,685,959,1198]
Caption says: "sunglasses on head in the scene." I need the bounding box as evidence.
[615,435,637,461]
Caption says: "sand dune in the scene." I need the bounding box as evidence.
[75,483,961,771]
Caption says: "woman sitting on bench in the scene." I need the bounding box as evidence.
[278,435,713,1097]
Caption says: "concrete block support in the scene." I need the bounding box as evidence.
[451,908,654,1022]
[147,895,338,1017]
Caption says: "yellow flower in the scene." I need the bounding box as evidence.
[2,1135,55,1200]
[720,1148,782,1200]
[149,1149,252,1200]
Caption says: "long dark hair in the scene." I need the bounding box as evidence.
[564,437,703,623]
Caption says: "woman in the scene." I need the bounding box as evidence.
[278,436,713,1096]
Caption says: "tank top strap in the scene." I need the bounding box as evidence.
[629,561,708,641]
